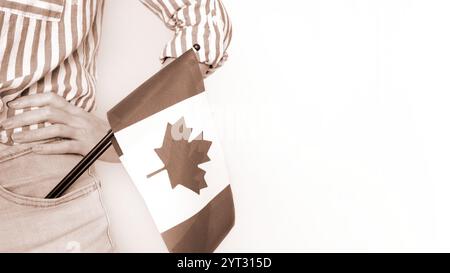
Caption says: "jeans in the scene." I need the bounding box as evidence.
[0,142,114,252]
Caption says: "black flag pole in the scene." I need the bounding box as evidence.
[45,129,114,199]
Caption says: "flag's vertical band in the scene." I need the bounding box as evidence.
[161,185,235,253]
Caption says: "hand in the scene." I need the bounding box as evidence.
[1,93,119,162]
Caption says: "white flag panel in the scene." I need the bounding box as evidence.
[114,92,231,232]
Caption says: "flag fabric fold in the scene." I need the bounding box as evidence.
[107,49,235,253]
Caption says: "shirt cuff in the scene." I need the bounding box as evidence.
[159,22,229,72]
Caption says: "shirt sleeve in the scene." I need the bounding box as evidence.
[140,0,232,71]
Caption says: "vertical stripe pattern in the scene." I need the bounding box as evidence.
[140,0,232,70]
[0,0,103,145]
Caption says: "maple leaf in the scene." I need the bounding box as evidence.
[146,117,212,194]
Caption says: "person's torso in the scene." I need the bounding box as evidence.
[0,0,104,145]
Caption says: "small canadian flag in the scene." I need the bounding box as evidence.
[107,50,235,253]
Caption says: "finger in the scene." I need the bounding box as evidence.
[8,93,83,115]
[0,107,81,129]
[32,140,81,155]
[11,124,79,143]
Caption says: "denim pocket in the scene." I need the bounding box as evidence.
[0,175,97,208]
[0,169,114,252]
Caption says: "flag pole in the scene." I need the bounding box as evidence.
[45,129,114,199]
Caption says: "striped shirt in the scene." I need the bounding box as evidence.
[0,0,232,145]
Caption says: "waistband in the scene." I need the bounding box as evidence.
[0,138,63,163]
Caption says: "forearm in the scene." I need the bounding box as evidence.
[140,0,232,74]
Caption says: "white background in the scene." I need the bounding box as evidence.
[95,0,450,252]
